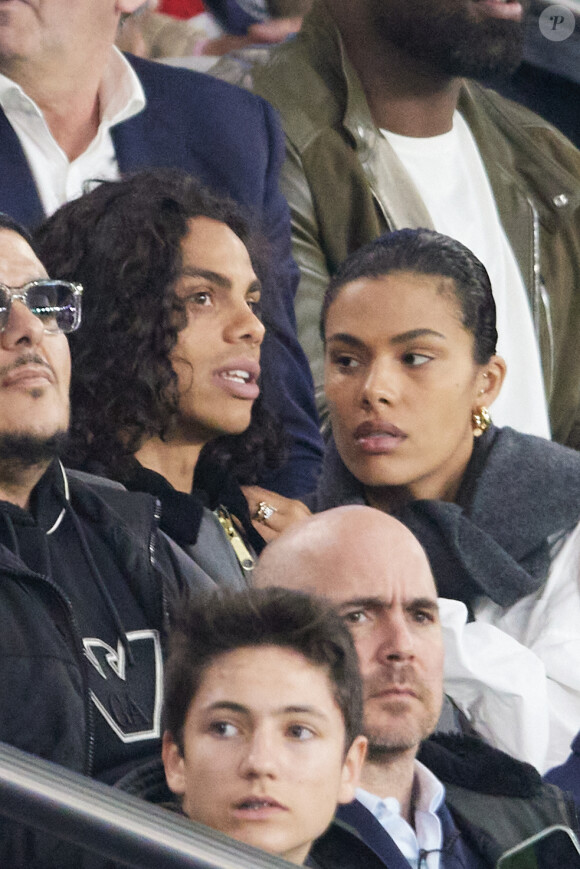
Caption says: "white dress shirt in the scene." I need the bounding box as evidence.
[357,760,445,869]
[0,47,145,217]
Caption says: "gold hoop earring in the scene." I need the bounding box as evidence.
[472,406,491,437]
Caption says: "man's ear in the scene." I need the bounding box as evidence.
[162,730,186,796]
[337,735,367,804]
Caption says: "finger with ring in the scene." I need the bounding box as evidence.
[255,501,278,523]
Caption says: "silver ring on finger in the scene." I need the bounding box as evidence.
[255,501,278,523]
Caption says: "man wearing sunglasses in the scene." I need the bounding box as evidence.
[0,214,215,867]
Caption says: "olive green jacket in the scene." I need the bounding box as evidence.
[214,1,580,446]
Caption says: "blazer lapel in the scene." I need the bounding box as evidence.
[111,57,193,174]
[336,801,412,869]
[0,107,45,228]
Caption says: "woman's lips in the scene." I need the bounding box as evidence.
[213,359,260,400]
[353,420,407,454]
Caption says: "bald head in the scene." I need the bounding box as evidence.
[255,505,436,603]
[256,507,444,758]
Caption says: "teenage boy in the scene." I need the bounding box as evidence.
[161,586,371,866]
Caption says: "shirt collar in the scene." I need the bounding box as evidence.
[99,47,145,129]
[0,47,145,132]
[0,71,39,115]
[356,758,445,822]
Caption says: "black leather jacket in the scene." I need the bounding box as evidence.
[0,467,212,867]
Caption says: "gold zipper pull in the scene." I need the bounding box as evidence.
[217,508,255,572]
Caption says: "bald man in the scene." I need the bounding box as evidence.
[254,507,576,868]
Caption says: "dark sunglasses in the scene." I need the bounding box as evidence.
[0,280,83,334]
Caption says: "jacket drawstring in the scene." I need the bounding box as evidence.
[51,463,136,667]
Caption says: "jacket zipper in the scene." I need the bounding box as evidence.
[528,197,554,399]
[43,575,96,777]
[150,498,169,632]
[216,507,255,572]
[3,567,96,776]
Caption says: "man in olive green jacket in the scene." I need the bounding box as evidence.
[214,0,580,447]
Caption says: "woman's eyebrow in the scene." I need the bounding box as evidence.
[390,328,446,344]
[326,333,366,349]
[326,328,445,348]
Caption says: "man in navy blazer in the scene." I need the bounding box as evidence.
[0,0,322,497]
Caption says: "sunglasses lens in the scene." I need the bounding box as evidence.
[27,281,80,333]
[0,287,10,328]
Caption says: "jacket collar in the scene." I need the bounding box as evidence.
[0,106,45,228]
[303,0,578,232]
[417,733,542,798]
[458,81,580,228]
[341,43,434,229]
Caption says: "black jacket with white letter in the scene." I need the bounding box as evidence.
[0,463,213,867]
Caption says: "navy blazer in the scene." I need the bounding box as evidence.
[337,798,489,868]
[0,55,322,497]
[545,730,580,814]
[336,801,411,869]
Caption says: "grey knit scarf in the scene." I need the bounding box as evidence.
[311,427,580,609]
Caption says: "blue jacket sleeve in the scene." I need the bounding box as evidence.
[255,96,323,496]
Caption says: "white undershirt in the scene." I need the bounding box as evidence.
[0,47,146,217]
[357,760,445,869]
[382,113,551,440]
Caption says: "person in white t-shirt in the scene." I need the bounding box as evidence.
[213,0,580,451]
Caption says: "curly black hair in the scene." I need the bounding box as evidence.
[35,169,284,483]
